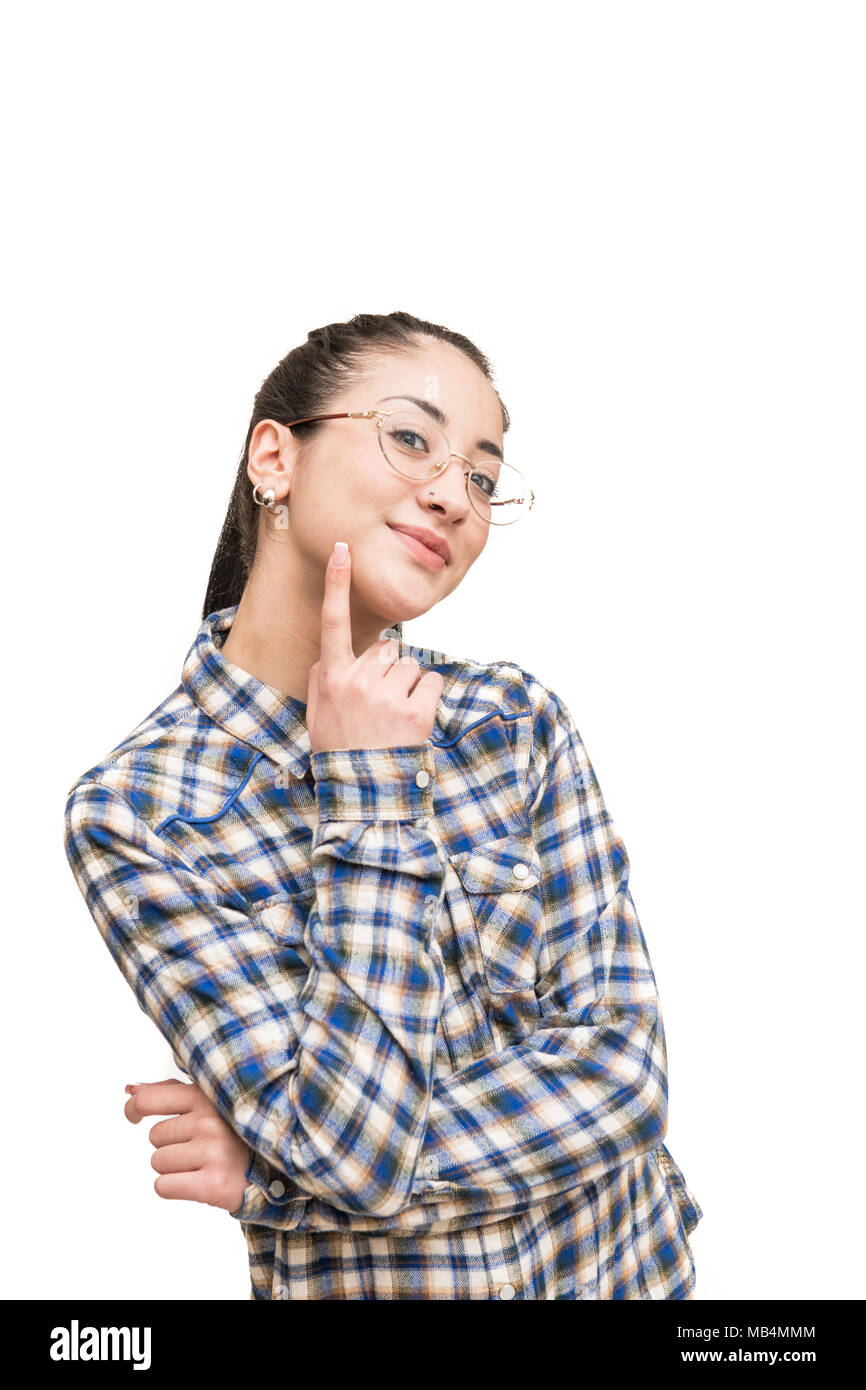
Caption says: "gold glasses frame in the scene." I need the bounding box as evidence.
[280,406,535,526]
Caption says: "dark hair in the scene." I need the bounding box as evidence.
[201,310,510,632]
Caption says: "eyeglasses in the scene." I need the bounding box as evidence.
[280,406,535,526]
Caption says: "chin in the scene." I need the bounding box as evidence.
[377,594,432,626]
[363,571,447,627]
[383,600,429,625]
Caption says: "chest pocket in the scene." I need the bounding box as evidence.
[450,832,544,995]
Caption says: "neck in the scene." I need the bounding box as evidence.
[218,551,391,705]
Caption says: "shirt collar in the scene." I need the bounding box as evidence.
[182,605,313,778]
[182,605,531,780]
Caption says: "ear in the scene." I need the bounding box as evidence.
[247,419,299,502]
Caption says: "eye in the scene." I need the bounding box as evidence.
[468,468,497,498]
[389,425,431,453]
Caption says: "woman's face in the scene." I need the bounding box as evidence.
[250,341,506,634]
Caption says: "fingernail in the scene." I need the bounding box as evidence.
[333,541,348,567]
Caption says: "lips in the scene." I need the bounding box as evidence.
[387,524,451,566]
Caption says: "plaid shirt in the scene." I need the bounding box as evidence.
[63,605,703,1300]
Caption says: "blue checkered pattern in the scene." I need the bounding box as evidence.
[64,605,703,1299]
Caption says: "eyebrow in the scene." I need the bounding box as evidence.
[376,395,504,461]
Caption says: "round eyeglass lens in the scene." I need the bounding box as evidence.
[462,459,530,526]
[379,410,529,525]
[380,411,448,479]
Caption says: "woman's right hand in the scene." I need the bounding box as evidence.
[306,540,445,756]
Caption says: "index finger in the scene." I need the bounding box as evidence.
[124,1079,196,1124]
[319,540,355,668]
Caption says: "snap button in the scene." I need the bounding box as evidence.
[498,1283,516,1300]
[269,1179,286,1198]
[511,863,529,880]
[422,895,437,916]
[415,769,430,788]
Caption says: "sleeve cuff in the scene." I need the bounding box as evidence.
[229,1148,308,1228]
[310,744,436,821]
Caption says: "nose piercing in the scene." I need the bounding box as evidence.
[428,487,436,497]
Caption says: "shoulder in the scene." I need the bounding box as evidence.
[63,681,241,830]
[401,637,579,765]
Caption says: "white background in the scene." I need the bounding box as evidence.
[1,0,862,1301]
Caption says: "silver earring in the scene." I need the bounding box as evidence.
[253,482,276,509]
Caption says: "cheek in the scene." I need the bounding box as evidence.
[467,531,489,566]
[329,461,405,519]
[371,469,412,511]
[297,457,383,529]
[448,538,486,588]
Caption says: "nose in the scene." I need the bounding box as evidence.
[414,454,472,519]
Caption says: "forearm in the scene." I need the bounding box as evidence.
[244,745,448,1218]
[66,758,449,1225]
[232,884,668,1234]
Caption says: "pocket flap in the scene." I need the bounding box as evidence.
[451,833,542,893]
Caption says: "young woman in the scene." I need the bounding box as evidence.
[64,310,703,1300]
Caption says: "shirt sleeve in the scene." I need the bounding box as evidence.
[417,685,669,1207]
[63,744,449,1220]
[230,683,671,1234]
